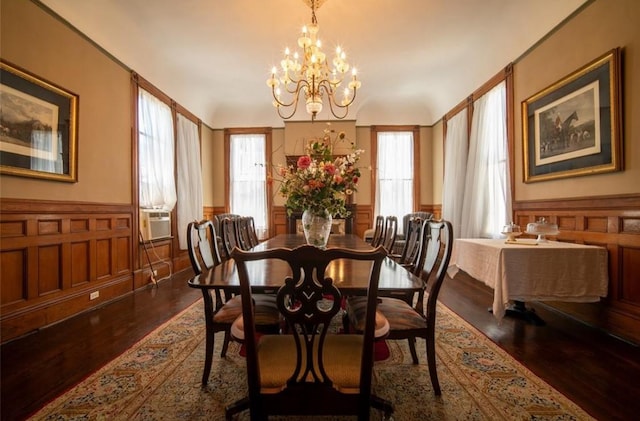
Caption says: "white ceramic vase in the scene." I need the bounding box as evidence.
[301,209,332,248]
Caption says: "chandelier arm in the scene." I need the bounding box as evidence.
[272,79,311,108]
[318,81,354,119]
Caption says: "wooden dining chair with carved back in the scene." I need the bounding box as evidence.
[389,216,425,272]
[344,220,454,395]
[226,244,394,421]
[220,217,241,259]
[381,216,398,253]
[186,220,280,386]
[370,215,385,247]
[246,216,260,247]
[235,216,254,250]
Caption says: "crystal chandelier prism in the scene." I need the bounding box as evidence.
[266,0,361,121]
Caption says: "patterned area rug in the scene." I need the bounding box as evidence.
[29,300,595,420]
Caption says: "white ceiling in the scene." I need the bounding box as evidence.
[39,0,587,129]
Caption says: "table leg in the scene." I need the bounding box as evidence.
[488,300,546,326]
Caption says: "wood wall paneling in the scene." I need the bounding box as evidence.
[513,195,640,344]
[0,199,135,343]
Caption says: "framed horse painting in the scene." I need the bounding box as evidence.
[522,48,623,183]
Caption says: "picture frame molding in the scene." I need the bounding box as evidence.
[522,48,623,183]
[0,60,79,182]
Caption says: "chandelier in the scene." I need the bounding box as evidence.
[266,0,361,121]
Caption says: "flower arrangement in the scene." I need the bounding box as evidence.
[274,129,362,218]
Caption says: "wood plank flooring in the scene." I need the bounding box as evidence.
[1,269,639,421]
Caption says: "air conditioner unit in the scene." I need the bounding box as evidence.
[139,209,171,241]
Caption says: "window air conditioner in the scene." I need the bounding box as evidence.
[139,209,171,241]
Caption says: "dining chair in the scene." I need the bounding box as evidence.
[369,215,385,247]
[381,216,398,253]
[246,216,260,247]
[389,216,425,272]
[220,217,241,258]
[344,220,454,395]
[186,220,280,386]
[235,216,253,250]
[226,244,394,421]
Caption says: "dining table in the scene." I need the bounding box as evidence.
[447,238,609,324]
[188,233,424,302]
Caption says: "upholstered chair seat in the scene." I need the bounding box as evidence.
[347,296,424,335]
[255,334,365,393]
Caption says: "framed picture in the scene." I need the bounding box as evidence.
[522,48,622,183]
[1,60,78,182]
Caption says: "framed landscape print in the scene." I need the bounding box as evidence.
[0,60,78,182]
[522,48,622,183]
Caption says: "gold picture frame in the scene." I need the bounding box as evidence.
[522,48,622,183]
[1,60,78,182]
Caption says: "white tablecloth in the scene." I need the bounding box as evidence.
[447,238,609,320]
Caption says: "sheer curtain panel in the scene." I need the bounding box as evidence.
[230,134,268,239]
[442,109,468,239]
[460,81,511,238]
[375,131,414,234]
[176,114,203,250]
[138,88,176,211]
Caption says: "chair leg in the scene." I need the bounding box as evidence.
[370,394,394,421]
[225,396,250,420]
[220,330,231,357]
[407,337,419,364]
[426,334,441,395]
[202,328,215,386]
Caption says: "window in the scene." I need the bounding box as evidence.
[176,113,203,249]
[372,126,419,234]
[138,88,176,211]
[442,66,513,239]
[135,76,204,250]
[225,129,272,239]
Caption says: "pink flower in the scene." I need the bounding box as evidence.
[324,163,336,175]
[297,155,312,170]
[333,174,343,184]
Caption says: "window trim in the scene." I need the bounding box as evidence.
[370,125,420,212]
[224,127,273,233]
[131,72,202,268]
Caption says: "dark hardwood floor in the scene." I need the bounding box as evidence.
[2,269,639,421]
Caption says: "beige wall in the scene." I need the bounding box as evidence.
[1,0,132,204]
[513,0,640,200]
[3,0,637,211]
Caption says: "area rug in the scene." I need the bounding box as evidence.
[29,299,595,420]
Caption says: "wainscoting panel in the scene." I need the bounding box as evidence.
[513,194,640,344]
[0,199,135,342]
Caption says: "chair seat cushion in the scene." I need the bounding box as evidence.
[216,294,280,340]
[346,296,425,337]
[256,334,364,394]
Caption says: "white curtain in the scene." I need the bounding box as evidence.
[230,134,268,239]
[375,131,414,234]
[138,88,176,211]
[460,81,512,238]
[442,109,468,239]
[176,114,203,250]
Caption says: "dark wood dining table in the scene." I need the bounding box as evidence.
[188,234,423,298]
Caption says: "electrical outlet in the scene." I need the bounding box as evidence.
[90,291,100,300]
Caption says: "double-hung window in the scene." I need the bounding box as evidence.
[225,129,271,239]
[442,67,513,239]
[372,126,419,235]
[138,88,176,211]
